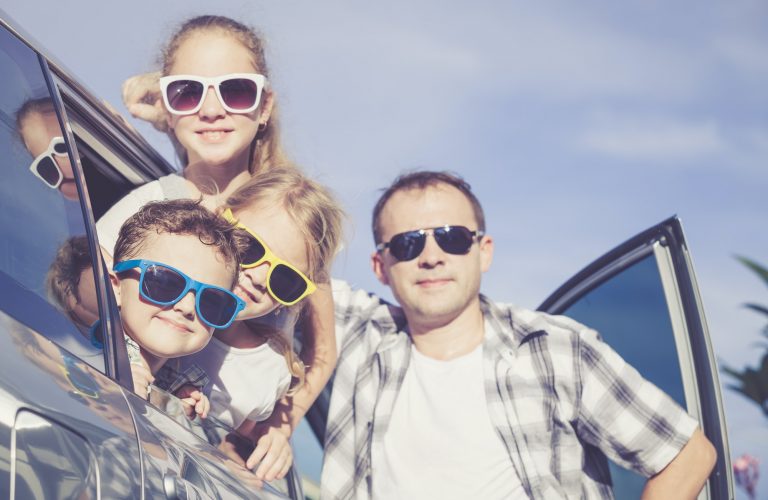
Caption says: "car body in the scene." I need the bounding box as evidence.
[0,8,733,499]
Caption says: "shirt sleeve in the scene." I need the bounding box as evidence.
[575,328,699,477]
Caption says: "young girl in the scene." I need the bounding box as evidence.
[96,15,339,479]
[97,14,285,255]
[182,167,343,480]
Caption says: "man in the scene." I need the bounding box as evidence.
[321,171,716,499]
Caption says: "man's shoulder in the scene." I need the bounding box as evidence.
[482,296,593,344]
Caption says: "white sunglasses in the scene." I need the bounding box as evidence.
[159,73,267,115]
[29,136,67,189]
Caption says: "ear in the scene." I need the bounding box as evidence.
[478,234,494,273]
[371,251,390,286]
[108,270,122,307]
[258,88,275,127]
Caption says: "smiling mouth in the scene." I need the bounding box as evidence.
[196,130,231,142]
[235,284,261,304]
[156,316,194,333]
[416,278,451,287]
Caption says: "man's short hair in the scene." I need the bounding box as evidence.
[371,170,486,244]
[113,199,241,286]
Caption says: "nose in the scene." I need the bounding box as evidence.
[198,86,226,120]
[173,290,197,319]
[417,231,444,268]
[241,263,270,290]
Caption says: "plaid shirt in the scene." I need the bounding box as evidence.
[321,280,698,499]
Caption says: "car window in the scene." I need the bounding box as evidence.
[0,23,104,371]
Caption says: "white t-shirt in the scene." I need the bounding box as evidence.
[373,344,525,500]
[96,173,188,256]
[180,336,292,429]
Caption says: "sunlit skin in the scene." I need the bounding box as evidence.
[165,31,273,192]
[215,198,311,350]
[110,232,237,372]
[19,110,78,200]
[372,184,494,350]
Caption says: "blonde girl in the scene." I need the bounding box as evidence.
[98,14,285,254]
[180,167,343,480]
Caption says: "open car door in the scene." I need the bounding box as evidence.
[538,216,733,499]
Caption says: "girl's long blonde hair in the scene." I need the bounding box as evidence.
[226,167,345,392]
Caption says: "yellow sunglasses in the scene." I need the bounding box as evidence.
[223,208,316,306]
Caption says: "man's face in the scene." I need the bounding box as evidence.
[112,232,235,360]
[371,184,493,330]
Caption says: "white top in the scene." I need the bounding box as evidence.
[373,343,525,500]
[95,174,185,256]
[181,336,292,429]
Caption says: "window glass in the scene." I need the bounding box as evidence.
[560,254,686,496]
[0,27,103,370]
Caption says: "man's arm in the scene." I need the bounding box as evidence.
[641,428,717,499]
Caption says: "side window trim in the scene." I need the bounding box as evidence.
[653,241,702,421]
[40,55,133,388]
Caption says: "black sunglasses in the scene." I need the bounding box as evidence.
[376,225,484,262]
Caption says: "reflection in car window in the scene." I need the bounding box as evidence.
[0,27,103,370]
[561,254,686,497]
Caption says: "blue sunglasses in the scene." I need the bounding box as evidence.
[113,259,244,329]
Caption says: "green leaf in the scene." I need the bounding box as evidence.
[736,256,768,289]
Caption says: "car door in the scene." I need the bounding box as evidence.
[538,217,733,499]
[0,17,143,498]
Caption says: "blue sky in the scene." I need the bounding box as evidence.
[3,1,766,496]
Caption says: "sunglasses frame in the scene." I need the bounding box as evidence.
[159,73,268,116]
[113,259,245,329]
[223,208,317,306]
[28,136,68,189]
[376,225,485,262]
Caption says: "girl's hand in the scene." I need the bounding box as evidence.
[246,425,293,481]
[122,72,168,131]
[175,384,210,419]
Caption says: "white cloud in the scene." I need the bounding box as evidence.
[576,113,726,162]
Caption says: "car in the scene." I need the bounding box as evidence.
[0,8,733,499]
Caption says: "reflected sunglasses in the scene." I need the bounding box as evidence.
[113,259,245,329]
[29,136,67,188]
[159,73,267,115]
[376,225,484,262]
[223,208,316,306]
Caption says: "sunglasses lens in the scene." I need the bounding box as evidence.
[240,231,267,265]
[166,79,204,112]
[270,264,308,304]
[389,231,425,261]
[199,288,239,327]
[142,265,187,303]
[219,78,258,110]
[53,141,68,155]
[435,226,475,255]
[35,156,62,187]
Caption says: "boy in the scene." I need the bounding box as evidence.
[109,199,244,418]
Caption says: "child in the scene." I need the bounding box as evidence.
[180,167,344,479]
[97,15,287,256]
[110,198,244,418]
